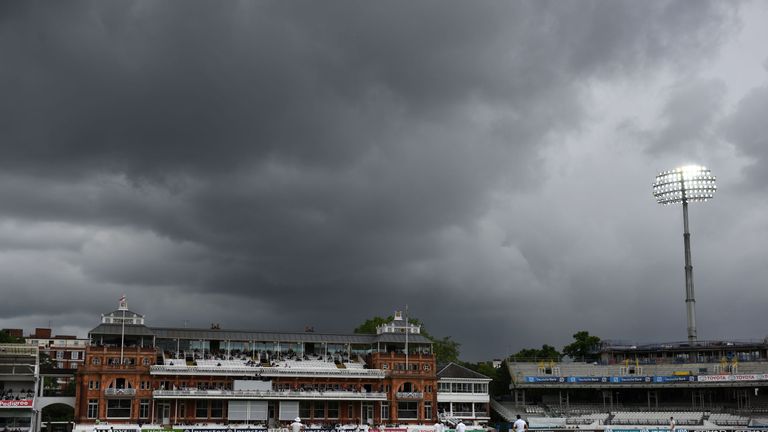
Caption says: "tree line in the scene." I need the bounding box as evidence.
[509,331,601,362]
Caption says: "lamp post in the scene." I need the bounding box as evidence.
[653,165,717,343]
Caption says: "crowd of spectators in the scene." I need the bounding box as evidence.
[163,349,362,368]
[0,387,34,400]
[156,380,382,394]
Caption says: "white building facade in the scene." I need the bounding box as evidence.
[0,344,39,432]
[436,363,491,425]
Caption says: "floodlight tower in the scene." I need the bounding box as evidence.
[652,165,717,343]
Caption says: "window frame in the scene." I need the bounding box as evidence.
[106,399,132,419]
[87,400,99,419]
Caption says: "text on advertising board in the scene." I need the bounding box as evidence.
[0,399,33,408]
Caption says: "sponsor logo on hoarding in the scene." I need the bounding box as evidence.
[696,375,730,382]
[183,429,278,432]
[653,376,695,383]
[700,430,768,432]
[524,373,768,384]
[525,376,563,383]
[97,429,139,432]
[567,376,609,383]
[606,429,687,432]
[0,399,33,407]
[611,376,653,383]
[697,374,768,382]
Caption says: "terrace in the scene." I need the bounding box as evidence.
[152,388,387,400]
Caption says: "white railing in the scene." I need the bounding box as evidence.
[150,365,258,376]
[153,389,387,400]
[259,367,385,378]
[395,392,423,399]
[439,412,462,426]
[150,365,385,378]
[0,344,38,356]
[450,411,476,417]
[104,388,137,396]
[437,390,489,395]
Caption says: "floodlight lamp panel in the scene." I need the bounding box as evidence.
[652,164,717,205]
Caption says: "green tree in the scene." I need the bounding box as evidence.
[39,353,55,370]
[562,331,601,361]
[539,344,561,359]
[510,344,562,361]
[431,336,460,364]
[496,360,512,395]
[354,316,394,334]
[0,330,24,343]
[43,376,59,391]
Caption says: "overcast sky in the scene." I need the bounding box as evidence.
[1,1,768,361]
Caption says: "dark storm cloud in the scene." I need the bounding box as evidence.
[0,0,747,359]
[1,1,737,177]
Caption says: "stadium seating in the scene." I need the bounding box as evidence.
[525,406,545,414]
[510,360,768,379]
[344,362,365,369]
[527,417,567,428]
[566,413,609,425]
[610,411,703,425]
[709,413,750,426]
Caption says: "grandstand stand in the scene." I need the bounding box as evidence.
[709,413,750,426]
[610,411,703,425]
[528,417,567,428]
[566,413,609,425]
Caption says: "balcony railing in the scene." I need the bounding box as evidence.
[259,367,385,378]
[0,344,38,356]
[150,365,385,378]
[395,391,423,399]
[104,388,137,397]
[391,369,424,373]
[153,389,387,401]
[450,411,479,417]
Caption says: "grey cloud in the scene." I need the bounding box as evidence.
[0,0,747,360]
[1,1,737,178]
[638,78,728,156]
[723,85,768,186]
[548,1,738,78]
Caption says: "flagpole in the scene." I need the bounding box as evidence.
[120,295,126,365]
[405,304,409,372]
[120,308,125,364]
